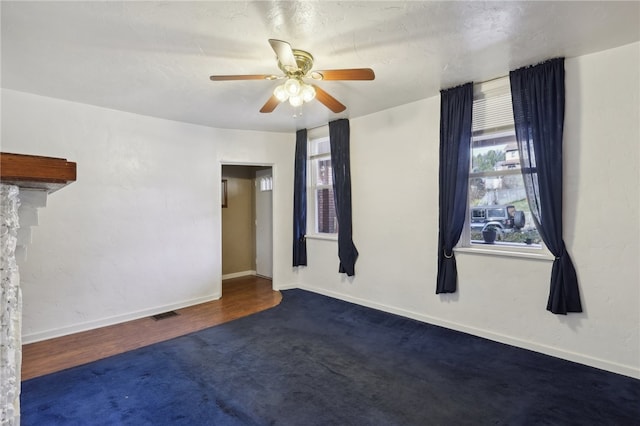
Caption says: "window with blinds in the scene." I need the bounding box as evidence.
[463,76,543,250]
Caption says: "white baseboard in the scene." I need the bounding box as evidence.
[296,284,640,380]
[22,293,221,344]
[222,270,256,280]
[274,282,297,291]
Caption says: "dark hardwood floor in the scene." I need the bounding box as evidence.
[21,276,281,381]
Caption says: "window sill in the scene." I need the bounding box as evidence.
[454,245,555,261]
[305,233,338,242]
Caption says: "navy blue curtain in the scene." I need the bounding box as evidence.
[436,83,473,294]
[329,119,358,276]
[510,58,582,314]
[293,129,308,267]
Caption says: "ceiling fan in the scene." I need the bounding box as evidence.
[209,39,375,114]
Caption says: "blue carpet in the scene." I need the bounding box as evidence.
[22,289,640,425]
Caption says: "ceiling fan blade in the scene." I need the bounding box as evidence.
[259,94,281,113]
[268,39,298,72]
[210,74,278,81]
[313,85,346,113]
[310,68,375,81]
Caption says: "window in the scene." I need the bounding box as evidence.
[309,137,338,235]
[462,77,542,251]
[259,176,272,191]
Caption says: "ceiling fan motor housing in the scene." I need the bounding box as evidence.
[279,49,314,76]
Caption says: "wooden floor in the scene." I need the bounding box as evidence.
[21,276,281,381]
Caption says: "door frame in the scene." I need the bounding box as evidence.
[219,162,275,292]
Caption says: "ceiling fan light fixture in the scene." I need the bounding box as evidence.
[275,78,316,107]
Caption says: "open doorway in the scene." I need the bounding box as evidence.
[221,165,273,292]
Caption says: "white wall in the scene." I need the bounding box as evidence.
[1,89,295,342]
[297,42,640,378]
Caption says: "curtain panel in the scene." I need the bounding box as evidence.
[436,83,473,294]
[329,119,359,276]
[510,58,582,314]
[292,129,308,267]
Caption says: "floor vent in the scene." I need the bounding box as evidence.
[151,311,179,321]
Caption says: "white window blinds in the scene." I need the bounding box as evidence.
[472,76,514,134]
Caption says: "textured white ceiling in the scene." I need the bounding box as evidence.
[2,1,639,133]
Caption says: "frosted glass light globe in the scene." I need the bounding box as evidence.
[289,95,304,107]
[273,85,288,102]
[284,78,301,96]
[301,84,316,102]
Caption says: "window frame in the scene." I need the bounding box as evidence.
[307,136,338,241]
[456,78,553,261]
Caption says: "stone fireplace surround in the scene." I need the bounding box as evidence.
[1,153,76,425]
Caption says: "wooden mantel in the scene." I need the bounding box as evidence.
[0,152,76,193]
